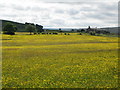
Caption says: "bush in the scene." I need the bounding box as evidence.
[79,33,82,35]
[81,29,85,32]
[41,33,45,34]
[34,32,37,35]
[89,31,96,36]
[3,32,15,35]
[54,33,58,35]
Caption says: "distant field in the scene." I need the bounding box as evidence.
[2,33,119,88]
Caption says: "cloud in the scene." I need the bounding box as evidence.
[0,0,118,28]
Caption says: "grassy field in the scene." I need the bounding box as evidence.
[2,33,119,88]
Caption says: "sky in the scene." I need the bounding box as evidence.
[0,0,119,28]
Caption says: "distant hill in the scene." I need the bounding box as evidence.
[1,20,26,32]
[100,27,119,34]
[1,19,44,32]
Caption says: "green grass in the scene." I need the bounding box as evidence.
[2,33,119,88]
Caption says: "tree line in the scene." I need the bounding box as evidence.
[3,23,110,36]
[3,22,43,35]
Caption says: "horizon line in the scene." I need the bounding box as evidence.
[1,19,118,29]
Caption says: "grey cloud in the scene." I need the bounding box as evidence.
[71,16,81,20]
[84,12,117,20]
[76,22,102,27]
[54,9,65,14]
[67,9,79,15]
[30,6,48,11]
[77,2,117,24]
[51,19,65,26]
[98,2,118,11]
[11,4,30,11]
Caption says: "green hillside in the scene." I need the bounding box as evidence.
[2,20,26,32]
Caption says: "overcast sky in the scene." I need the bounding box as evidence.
[0,0,119,28]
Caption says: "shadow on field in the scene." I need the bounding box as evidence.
[1,39,12,40]
[73,49,118,53]
[40,41,118,46]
